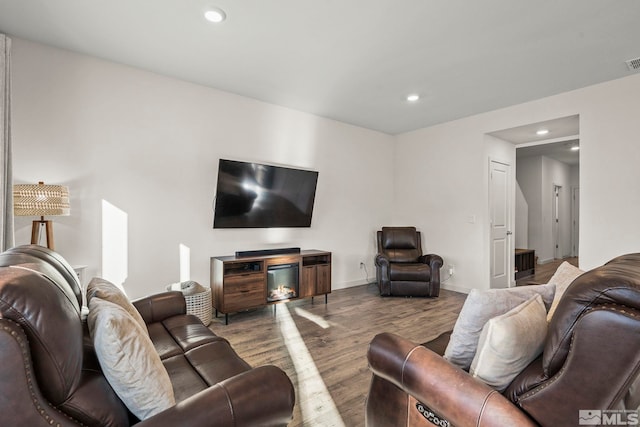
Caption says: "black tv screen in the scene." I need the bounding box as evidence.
[213,159,319,228]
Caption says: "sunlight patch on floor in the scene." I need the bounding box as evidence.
[277,304,345,427]
[294,307,331,329]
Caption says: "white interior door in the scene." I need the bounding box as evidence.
[490,160,512,288]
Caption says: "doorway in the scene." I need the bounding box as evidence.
[487,114,580,282]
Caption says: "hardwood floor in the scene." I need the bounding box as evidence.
[516,257,579,286]
[208,283,467,427]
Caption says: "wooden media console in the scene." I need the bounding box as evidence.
[210,249,331,324]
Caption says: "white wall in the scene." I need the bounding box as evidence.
[515,182,528,249]
[11,39,394,298]
[396,72,640,292]
[516,156,543,258]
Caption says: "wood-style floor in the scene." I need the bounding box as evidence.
[208,283,467,427]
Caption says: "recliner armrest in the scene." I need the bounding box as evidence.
[133,291,186,324]
[367,333,536,427]
[419,253,444,269]
[136,365,295,427]
[374,253,390,267]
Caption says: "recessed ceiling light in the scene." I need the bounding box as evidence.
[536,129,549,136]
[204,8,226,23]
[406,94,420,102]
[571,145,580,151]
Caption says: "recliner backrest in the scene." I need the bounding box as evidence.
[4,244,83,307]
[0,265,84,405]
[378,227,423,263]
[543,253,640,376]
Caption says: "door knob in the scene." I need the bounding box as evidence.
[506,231,513,235]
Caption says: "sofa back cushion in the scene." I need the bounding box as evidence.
[543,253,640,376]
[379,227,422,262]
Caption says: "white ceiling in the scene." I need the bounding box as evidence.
[0,1,639,135]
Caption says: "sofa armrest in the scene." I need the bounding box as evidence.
[133,291,186,324]
[367,333,536,427]
[136,365,295,427]
[0,319,82,426]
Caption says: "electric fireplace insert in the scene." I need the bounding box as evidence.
[267,263,299,302]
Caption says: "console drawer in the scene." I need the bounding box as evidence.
[223,274,264,311]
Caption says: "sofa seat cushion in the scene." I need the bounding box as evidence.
[186,341,252,386]
[147,322,184,360]
[389,263,430,281]
[148,315,224,360]
[162,355,209,402]
[163,315,225,352]
[162,341,253,403]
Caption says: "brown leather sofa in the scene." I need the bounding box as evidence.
[0,245,295,426]
[375,227,443,297]
[366,253,640,427]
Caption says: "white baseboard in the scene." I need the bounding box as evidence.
[333,279,372,290]
[440,283,471,294]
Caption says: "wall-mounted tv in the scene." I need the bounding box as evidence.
[213,159,319,228]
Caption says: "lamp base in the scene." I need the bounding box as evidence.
[31,219,54,250]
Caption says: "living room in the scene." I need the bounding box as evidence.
[1,2,640,426]
[6,39,640,299]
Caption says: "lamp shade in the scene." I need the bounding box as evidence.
[13,183,70,217]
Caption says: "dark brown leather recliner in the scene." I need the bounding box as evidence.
[375,227,443,297]
[365,253,640,427]
[0,245,295,426]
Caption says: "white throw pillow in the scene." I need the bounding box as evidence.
[546,261,584,321]
[443,283,555,371]
[470,294,548,391]
[88,297,175,419]
[87,277,148,334]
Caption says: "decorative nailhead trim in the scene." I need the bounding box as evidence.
[1,322,86,427]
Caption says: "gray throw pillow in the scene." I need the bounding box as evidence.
[88,297,175,419]
[87,277,148,334]
[443,283,555,371]
[470,294,548,391]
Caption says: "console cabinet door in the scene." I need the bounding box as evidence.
[300,265,316,297]
[316,264,331,295]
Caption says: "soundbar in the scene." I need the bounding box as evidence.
[235,247,301,258]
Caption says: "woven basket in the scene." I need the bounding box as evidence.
[167,281,212,326]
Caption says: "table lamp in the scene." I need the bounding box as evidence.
[13,181,70,250]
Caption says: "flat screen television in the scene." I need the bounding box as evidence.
[213,159,319,228]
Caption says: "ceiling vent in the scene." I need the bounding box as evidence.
[625,57,640,71]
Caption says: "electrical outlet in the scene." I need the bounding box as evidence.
[448,265,455,276]
[360,262,365,269]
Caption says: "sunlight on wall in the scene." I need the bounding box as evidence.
[179,243,191,282]
[277,305,345,426]
[101,200,128,294]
